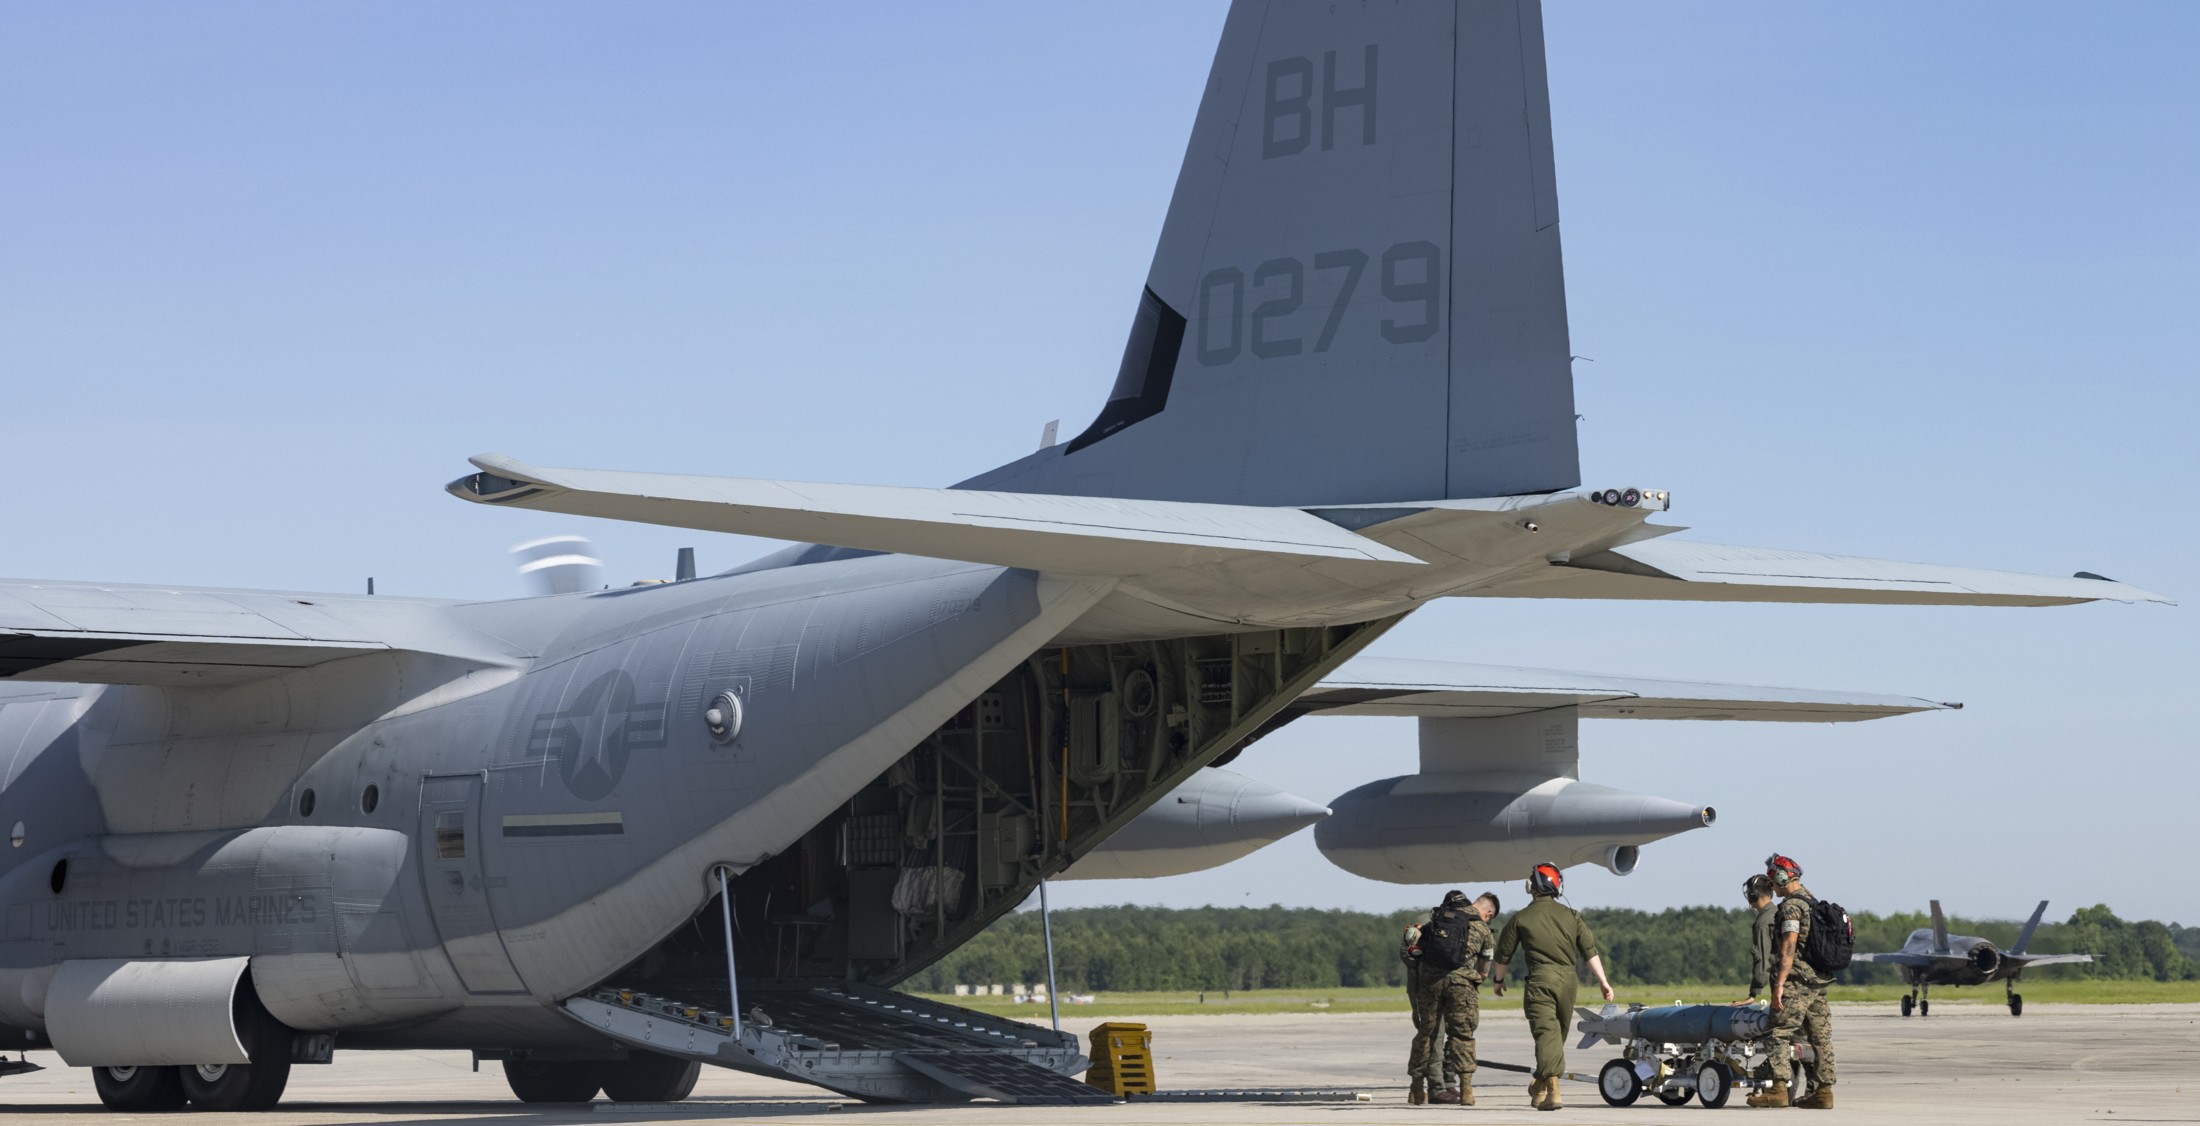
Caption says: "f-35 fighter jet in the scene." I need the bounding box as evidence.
[0,0,2162,1112]
[1855,901,2094,1017]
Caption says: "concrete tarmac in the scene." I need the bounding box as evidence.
[3,1003,2195,1124]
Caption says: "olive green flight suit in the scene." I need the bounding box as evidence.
[1495,896,1599,1080]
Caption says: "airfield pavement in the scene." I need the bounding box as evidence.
[2,1002,2195,1124]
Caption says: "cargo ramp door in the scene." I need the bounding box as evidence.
[564,981,1108,1104]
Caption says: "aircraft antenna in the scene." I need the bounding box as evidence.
[676,547,697,582]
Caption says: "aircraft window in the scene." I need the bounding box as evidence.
[8,821,20,849]
[298,788,317,818]
[50,859,67,894]
[435,811,466,859]
[360,784,380,814]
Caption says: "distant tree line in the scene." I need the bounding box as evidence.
[902,902,2197,993]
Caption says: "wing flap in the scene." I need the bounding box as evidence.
[448,454,1427,576]
[0,580,510,686]
[1298,657,1949,721]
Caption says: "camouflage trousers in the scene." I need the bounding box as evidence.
[1768,981,1836,1088]
[1407,970,1479,1084]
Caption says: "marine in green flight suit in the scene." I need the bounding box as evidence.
[1492,863,1614,1112]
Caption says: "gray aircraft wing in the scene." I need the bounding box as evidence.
[2010,953,2094,968]
[0,579,519,686]
[1296,657,1951,721]
[450,458,2166,628]
[447,454,1426,574]
[1457,540,2165,607]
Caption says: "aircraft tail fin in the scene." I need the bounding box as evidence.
[962,0,1578,507]
[2012,900,2051,955]
[1930,901,1950,954]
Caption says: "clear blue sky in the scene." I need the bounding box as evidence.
[5,3,2194,925]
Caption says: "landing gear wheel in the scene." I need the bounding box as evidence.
[1598,1059,1641,1107]
[1697,1061,1736,1109]
[1920,998,1930,1017]
[2009,993,2023,1017]
[179,984,293,1111]
[503,1059,604,1103]
[1654,1084,1694,1106]
[92,1065,187,1112]
[1900,994,1914,1017]
[600,1050,701,1102]
[181,1058,292,1113]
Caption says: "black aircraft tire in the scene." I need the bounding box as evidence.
[180,1058,292,1113]
[180,986,293,1112]
[1920,998,1930,1017]
[1654,1085,1694,1106]
[2010,994,2023,1017]
[503,1059,604,1103]
[91,1065,187,1112]
[1598,1059,1641,1107]
[600,1051,701,1102]
[1900,995,1914,1017]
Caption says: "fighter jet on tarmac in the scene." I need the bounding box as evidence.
[1854,901,2094,1017]
[0,0,2163,1112]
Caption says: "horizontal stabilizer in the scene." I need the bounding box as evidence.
[448,455,1427,576]
[2012,953,2093,968]
[0,579,507,686]
[1849,952,1935,967]
[1468,540,2167,607]
[1298,657,1950,721]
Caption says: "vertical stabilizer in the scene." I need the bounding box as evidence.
[1930,901,1950,954]
[2012,900,2050,954]
[963,0,1578,506]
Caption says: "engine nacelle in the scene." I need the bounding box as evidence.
[1311,708,1714,884]
[1315,774,1712,884]
[1058,768,1330,880]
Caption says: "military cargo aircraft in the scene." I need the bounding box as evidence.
[0,0,2163,1112]
[1854,901,2094,1017]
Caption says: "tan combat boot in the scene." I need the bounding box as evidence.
[1795,1086,1833,1110]
[1540,1076,1563,1111]
[1526,1076,1546,1108]
[1409,1077,1427,1105]
[1746,1081,1789,1109]
[1458,1082,1475,1107]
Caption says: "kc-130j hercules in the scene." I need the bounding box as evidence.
[1854,901,2094,1017]
[0,0,2164,1112]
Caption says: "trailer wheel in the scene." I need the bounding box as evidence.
[1697,1061,1735,1109]
[1654,1083,1694,1106]
[1599,1059,1641,1107]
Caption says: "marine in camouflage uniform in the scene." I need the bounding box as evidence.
[1768,883,1837,1093]
[1407,915,1493,1093]
[1401,913,1463,1095]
